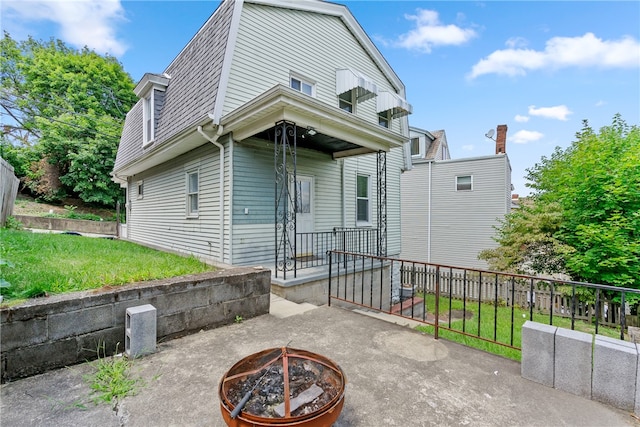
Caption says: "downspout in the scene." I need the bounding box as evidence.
[197,125,225,263]
[427,160,432,264]
[341,158,346,227]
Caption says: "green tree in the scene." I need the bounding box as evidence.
[482,115,640,289]
[0,33,136,206]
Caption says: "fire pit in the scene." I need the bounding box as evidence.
[219,347,346,426]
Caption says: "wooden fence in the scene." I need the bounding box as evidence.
[401,265,637,328]
[0,157,19,227]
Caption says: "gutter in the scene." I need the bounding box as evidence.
[197,124,226,263]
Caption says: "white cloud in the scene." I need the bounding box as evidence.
[514,115,529,123]
[595,100,607,107]
[511,130,544,144]
[1,0,128,56]
[462,144,474,151]
[396,9,477,53]
[468,32,640,79]
[528,105,572,121]
[505,37,528,49]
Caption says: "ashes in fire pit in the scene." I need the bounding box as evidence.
[219,347,346,426]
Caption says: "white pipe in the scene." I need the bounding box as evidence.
[197,125,225,263]
[341,158,346,227]
[427,160,432,263]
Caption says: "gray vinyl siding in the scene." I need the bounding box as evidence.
[230,139,403,265]
[431,156,510,269]
[232,139,343,265]
[400,161,431,262]
[400,155,511,269]
[126,142,231,263]
[224,3,404,134]
[342,147,403,257]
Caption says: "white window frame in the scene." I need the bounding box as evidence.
[410,137,421,158]
[142,92,154,146]
[290,72,316,97]
[338,90,355,113]
[356,173,371,226]
[136,180,144,199]
[456,175,473,191]
[378,110,391,128]
[186,170,199,217]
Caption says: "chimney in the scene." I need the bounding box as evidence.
[496,124,507,154]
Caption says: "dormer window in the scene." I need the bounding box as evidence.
[143,94,153,145]
[290,73,315,96]
[410,137,420,157]
[134,72,170,147]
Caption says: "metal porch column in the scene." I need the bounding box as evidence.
[274,121,298,279]
[377,150,387,257]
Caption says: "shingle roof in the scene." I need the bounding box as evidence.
[114,0,235,174]
[425,129,445,160]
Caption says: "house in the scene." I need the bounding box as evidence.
[400,125,512,269]
[112,0,412,301]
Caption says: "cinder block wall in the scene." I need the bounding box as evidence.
[0,267,270,382]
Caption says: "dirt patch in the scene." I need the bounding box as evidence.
[12,194,116,219]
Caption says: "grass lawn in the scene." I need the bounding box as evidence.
[1,230,215,303]
[415,294,623,361]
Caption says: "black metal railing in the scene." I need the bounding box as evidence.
[327,250,640,350]
[294,228,378,270]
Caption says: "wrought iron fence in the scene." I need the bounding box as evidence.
[327,251,640,351]
[294,228,378,270]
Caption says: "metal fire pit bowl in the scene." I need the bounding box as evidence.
[219,347,346,427]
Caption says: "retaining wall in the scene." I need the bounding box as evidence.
[0,267,270,382]
[521,321,640,416]
[14,215,117,235]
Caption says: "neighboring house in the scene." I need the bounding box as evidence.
[112,0,412,289]
[401,125,512,269]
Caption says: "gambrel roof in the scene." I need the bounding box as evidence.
[113,0,409,181]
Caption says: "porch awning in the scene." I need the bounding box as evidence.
[376,91,412,119]
[336,68,378,102]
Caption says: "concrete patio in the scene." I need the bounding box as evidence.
[1,296,636,426]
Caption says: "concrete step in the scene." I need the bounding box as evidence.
[269,294,318,319]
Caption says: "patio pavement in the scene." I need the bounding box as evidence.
[1,295,637,427]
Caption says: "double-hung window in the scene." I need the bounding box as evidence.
[356,174,370,225]
[187,170,199,216]
[378,111,390,128]
[338,90,355,113]
[143,93,153,145]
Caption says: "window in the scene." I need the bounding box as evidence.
[143,94,153,145]
[456,175,472,191]
[356,174,370,224]
[290,75,315,96]
[378,110,390,128]
[187,171,199,216]
[137,181,144,199]
[410,137,420,157]
[338,90,354,113]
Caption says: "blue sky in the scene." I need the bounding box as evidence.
[2,0,639,195]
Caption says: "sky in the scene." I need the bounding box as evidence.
[2,0,639,196]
